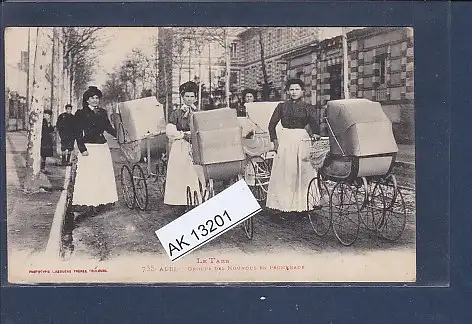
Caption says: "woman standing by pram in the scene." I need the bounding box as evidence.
[73,86,118,216]
[164,81,202,214]
[266,79,321,216]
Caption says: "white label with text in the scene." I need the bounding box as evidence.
[155,179,262,261]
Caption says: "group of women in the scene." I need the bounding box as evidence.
[72,77,322,220]
[163,78,322,218]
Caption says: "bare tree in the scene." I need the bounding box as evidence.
[257,28,271,101]
[102,72,128,105]
[157,27,173,117]
[24,28,52,192]
[157,27,187,114]
[61,27,103,104]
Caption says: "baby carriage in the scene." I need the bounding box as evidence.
[306,99,407,246]
[187,108,255,239]
[116,97,167,211]
[239,102,282,207]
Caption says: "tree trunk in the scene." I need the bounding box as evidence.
[258,28,270,101]
[224,28,230,107]
[178,64,182,107]
[342,27,350,99]
[58,28,65,111]
[50,28,55,114]
[24,28,52,193]
[163,59,169,122]
[69,57,74,104]
[25,28,31,130]
[198,61,202,110]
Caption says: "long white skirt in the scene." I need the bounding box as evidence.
[72,143,118,206]
[266,128,317,212]
[164,139,202,206]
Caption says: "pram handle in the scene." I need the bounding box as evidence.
[324,117,346,156]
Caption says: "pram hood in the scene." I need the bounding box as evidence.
[118,96,166,141]
[327,99,398,156]
[190,108,245,165]
[244,101,283,134]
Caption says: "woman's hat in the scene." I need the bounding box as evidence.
[242,88,257,99]
[179,81,198,95]
[82,86,103,103]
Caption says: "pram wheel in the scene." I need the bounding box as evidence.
[331,181,360,246]
[186,186,194,212]
[377,174,398,210]
[359,177,383,231]
[132,164,148,211]
[120,165,136,209]
[245,157,270,204]
[193,190,200,206]
[155,158,167,197]
[243,217,254,240]
[206,179,215,200]
[368,180,387,231]
[378,185,407,242]
[307,173,331,237]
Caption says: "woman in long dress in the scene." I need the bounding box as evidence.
[236,88,257,117]
[266,79,321,215]
[40,109,54,173]
[73,86,118,216]
[164,81,202,214]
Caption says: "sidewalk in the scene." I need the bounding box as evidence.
[5,131,67,260]
[396,144,415,165]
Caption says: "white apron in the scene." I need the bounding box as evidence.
[266,128,318,212]
[73,143,118,206]
[164,138,202,206]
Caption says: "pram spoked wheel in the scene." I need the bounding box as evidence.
[307,172,331,237]
[186,186,195,212]
[376,175,407,242]
[120,165,136,209]
[330,181,360,246]
[155,158,167,197]
[245,156,270,203]
[243,217,254,240]
[355,177,375,230]
[132,164,148,211]
[359,177,385,231]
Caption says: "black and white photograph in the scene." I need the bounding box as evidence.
[5,26,416,283]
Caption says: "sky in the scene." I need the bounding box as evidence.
[91,27,158,86]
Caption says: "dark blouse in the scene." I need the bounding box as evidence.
[235,104,247,117]
[74,106,117,153]
[41,119,54,148]
[268,99,320,141]
[56,112,76,138]
[168,107,193,132]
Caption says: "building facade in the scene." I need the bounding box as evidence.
[5,56,28,131]
[278,27,414,144]
[236,27,322,99]
[157,27,414,144]
[157,27,243,114]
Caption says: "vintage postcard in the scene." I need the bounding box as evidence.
[5,26,415,284]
